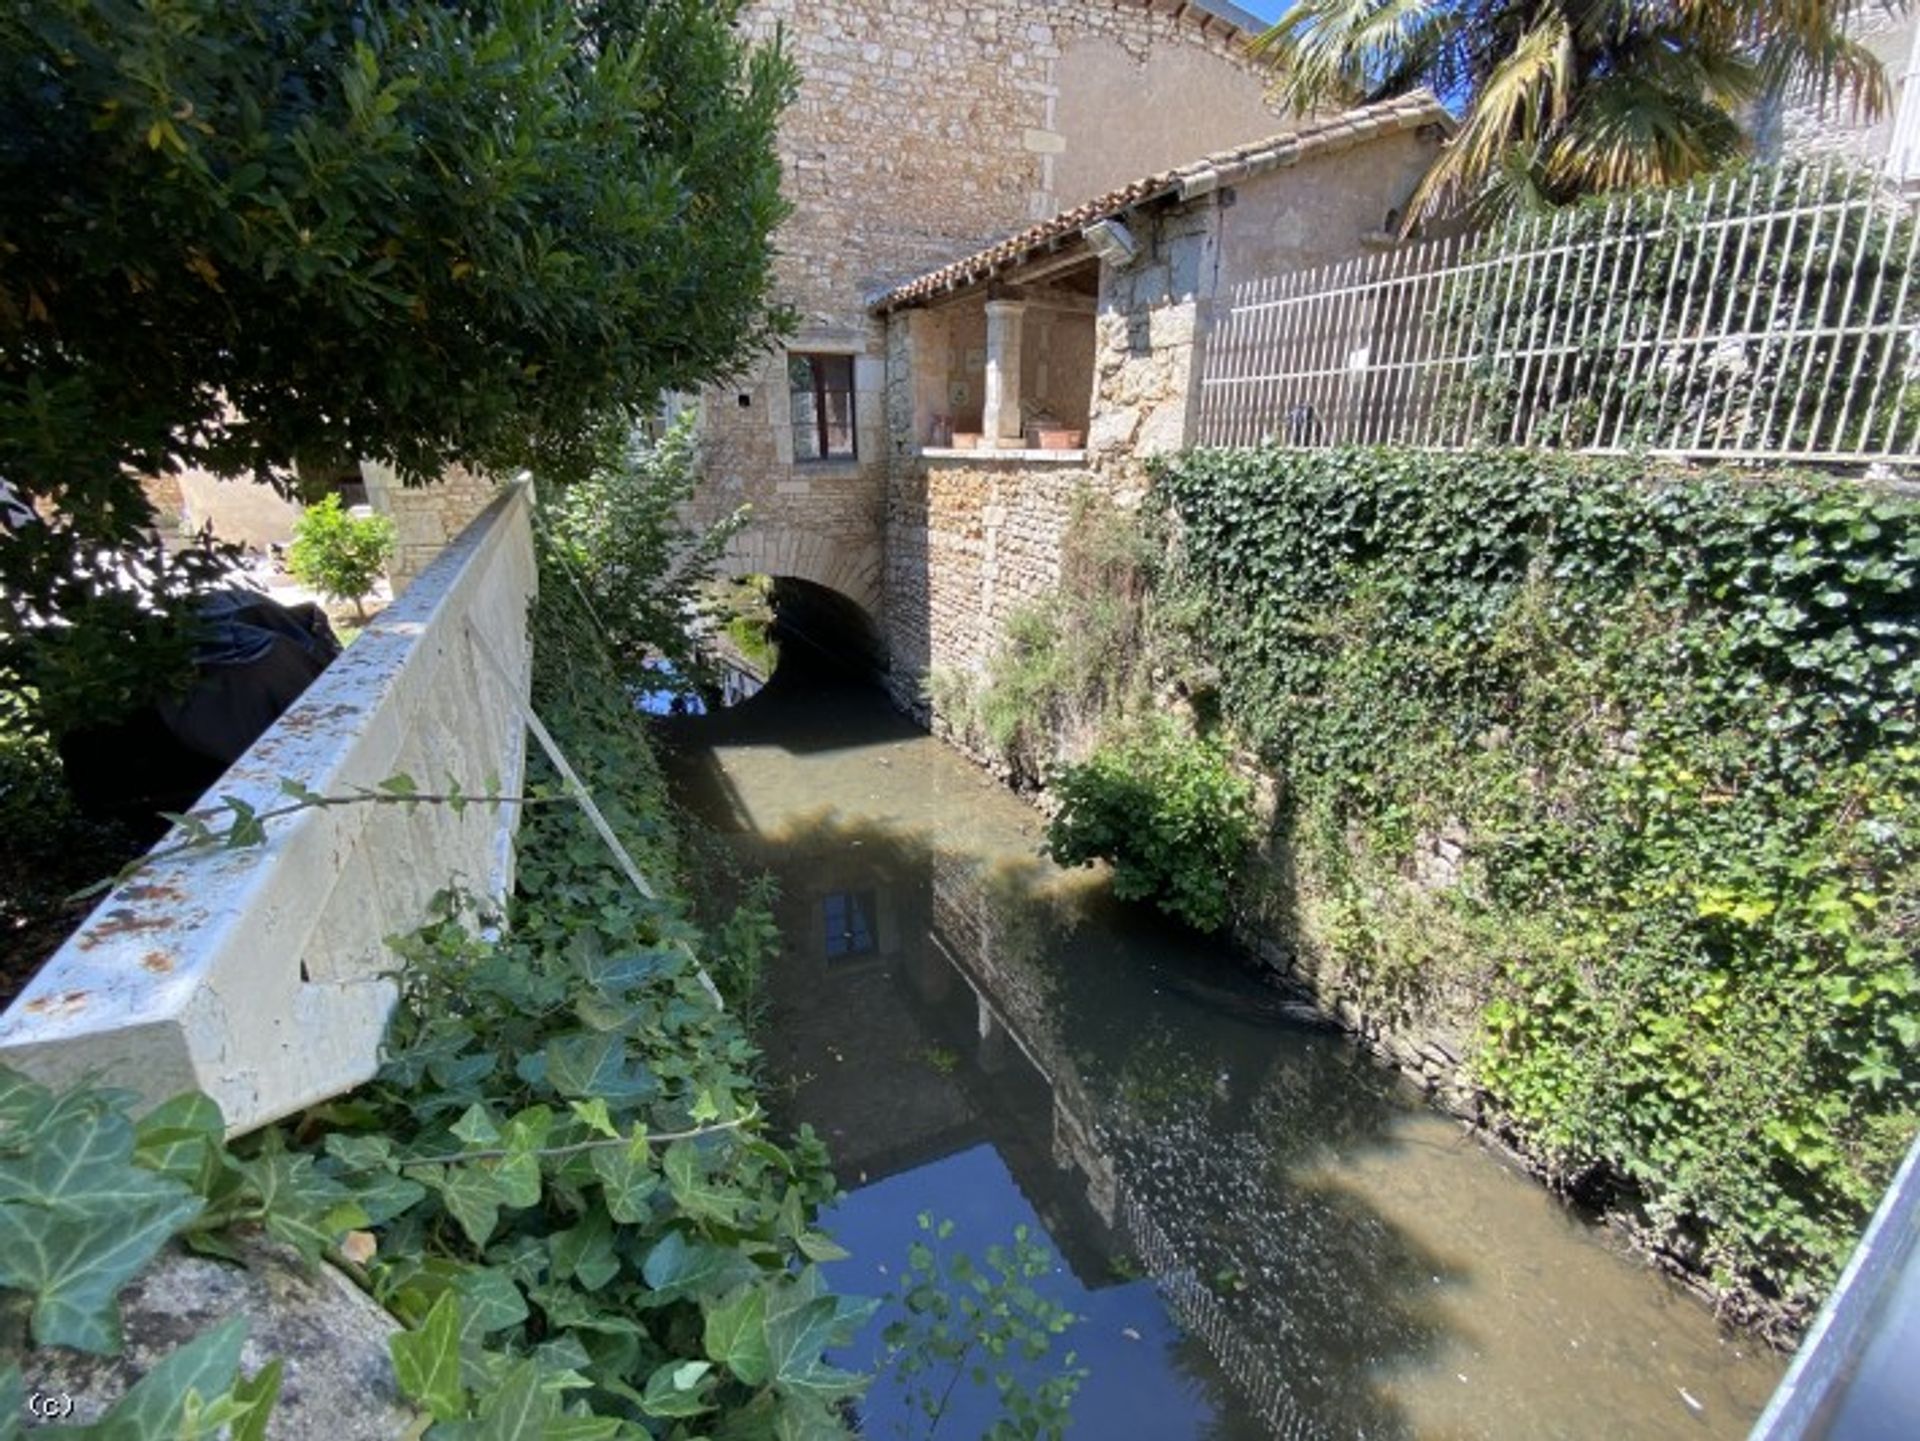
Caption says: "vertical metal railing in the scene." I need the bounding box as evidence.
[1193,163,1920,465]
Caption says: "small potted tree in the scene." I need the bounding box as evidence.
[287,494,396,623]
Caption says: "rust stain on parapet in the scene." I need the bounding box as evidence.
[76,906,177,949]
[141,951,174,974]
[24,989,89,1017]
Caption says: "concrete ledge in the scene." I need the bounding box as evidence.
[0,484,536,1135]
[921,448,1089,463]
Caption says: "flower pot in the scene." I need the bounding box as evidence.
[1032,427,1083,451]
[950,432,981,451]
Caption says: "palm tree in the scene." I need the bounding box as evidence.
[1253,1,1900,219]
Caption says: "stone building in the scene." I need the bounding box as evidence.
[1754,4,1920,187]
[863,90,1448,713]
[665,1,1448,711]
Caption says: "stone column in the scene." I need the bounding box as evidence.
[982,299,1028,448]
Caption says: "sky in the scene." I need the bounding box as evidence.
[1231,1,1291,24]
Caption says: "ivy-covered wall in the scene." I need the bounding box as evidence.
[1152,447,1918,1333]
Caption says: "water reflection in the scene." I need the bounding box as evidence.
[660,666,1782,1440]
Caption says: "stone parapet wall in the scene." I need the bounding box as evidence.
[0,485,536,1134]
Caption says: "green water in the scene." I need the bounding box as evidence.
[662,663,1785,1440]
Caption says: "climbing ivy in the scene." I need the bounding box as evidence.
[275,548,875,1435]
[1152,445,1918,1331]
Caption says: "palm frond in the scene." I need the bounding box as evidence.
[1252,0,1466,113]
[1547,73,1746,191]
[1408,12,1575,219]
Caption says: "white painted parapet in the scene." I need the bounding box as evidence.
[0,483,536,1134]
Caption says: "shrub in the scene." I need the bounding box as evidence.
[1046,722,1258,933]
[544,416,744,689]
[286,494,395,620]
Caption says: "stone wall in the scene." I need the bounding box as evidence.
[695,1,1306,644]
[884,454,1090,714]
[0,486,535,1134]
[361,460,498,596]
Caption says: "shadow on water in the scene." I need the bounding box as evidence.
[657,658,1781,1441]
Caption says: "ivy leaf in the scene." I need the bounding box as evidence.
[81,1315,248,1438]
[132,1093,227,1192]
[639,1230,756,1304]
[225,1356,285,1441]
[428,1164,505,1249]
[664,1140,745,1226]
[638,1359,713,1419]
[0,1366,21,1441]
[452,1104,503,1148]
[239,1142,360,1262]
[389,1291,465,1420]
[0,1109,186,1219]
[703,1283,771,1386]
[454,1267,529,1343]
[549,1209,619,1292]
[0,1189,202,1352]
[541,1414,622,1441]
[588,1143,656,1225]
[470,1359,555,1441]
[795,1231,850,1264]
[765,1288,866,1404]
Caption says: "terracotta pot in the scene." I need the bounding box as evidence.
[950,432,981,451]
[1033,427,1083,450]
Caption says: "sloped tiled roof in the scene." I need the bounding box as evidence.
[870,91,1451,312]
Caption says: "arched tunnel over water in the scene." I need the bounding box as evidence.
[658,655,1786,1440]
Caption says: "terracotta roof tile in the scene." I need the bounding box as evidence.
[870,91,1451,312]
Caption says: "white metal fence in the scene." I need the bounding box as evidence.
[1195,164,1920,464]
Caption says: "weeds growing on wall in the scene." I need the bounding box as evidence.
[931,489,1171,785]
[1152,445,1918,1331]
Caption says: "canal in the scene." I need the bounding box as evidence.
[661,657,1785,1440]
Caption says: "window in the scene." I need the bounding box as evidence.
[789,352,857,462]
[822,890,876,959]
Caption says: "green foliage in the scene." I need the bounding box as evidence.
[1046,722,1259,934]
[0,1069,340,1432]
[0,688,139,995]
[544,417,745,684]
[1255,0,1886,216]
[287,495,396,618]
[1,0,795,732]
[881,1214,1085,1441]
[271,543,872,1436]
[1154,444,1919,1325]
[1440,165,1917,454]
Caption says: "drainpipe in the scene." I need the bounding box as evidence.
[983,299,1028,449]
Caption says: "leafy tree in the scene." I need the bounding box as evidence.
[0,0,796,732]
[1254,0,1892,217]
[542,414,745,686]
[287,494,395,621]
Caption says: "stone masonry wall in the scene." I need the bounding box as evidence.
[361,461,498,596]
[695,1,1303,647]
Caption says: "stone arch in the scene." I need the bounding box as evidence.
[718,526,883,625]
[716,526,887,677]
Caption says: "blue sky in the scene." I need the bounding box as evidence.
[1232,0,1291,23]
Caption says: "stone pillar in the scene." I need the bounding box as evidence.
[982,300,1028,448]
